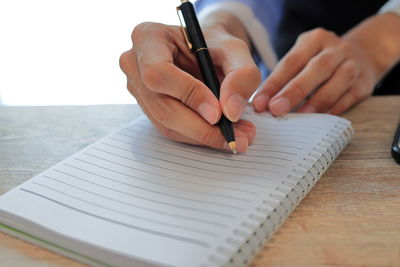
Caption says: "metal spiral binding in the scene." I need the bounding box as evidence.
[206,122,354,267]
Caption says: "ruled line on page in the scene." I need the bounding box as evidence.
[113,129,293,163]
[254,127,319,135]
[101,142,291,171]
[52,166,253,203]
[240,116,324,130]
[46,169,246,211]
[253,134,313,141]
[63,162,258,195]
[252,139,308,145]
[96,139,284,174]
[121,128,300,159]
[82,149,273,183]
[100,140,290,170]
[126,124,309,147]
[87,147,278,180]
[62,160,239,219]
[72,156,269,188]
[39,175,228,228]
[117,129,300,158]
[249,145,303,152]
[20,187,212,248]
[58,164,238,219]
[32,180,220,238]
[114,133,294,164]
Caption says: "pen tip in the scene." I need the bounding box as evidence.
[228,141,237,154]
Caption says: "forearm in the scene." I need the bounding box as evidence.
[343,12,400,79]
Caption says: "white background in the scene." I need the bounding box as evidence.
[0,0,178,105]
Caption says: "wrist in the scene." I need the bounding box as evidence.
[343,12,400,79]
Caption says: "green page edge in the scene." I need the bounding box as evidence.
[0,223,111,267]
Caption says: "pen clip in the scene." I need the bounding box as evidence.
[176,6,193,50]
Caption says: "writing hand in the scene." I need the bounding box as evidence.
[120,17,261,152]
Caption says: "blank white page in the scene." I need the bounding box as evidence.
[0,109,352,267]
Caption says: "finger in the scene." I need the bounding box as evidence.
[121,39,252,152]
[130,74,253,152]
[211,38,261,122]
[132,23,221,125]
[268,46,347,116]
[298,59,359,113]
[253,29,339,112]
[328,82,368,115]
[122,47,254,152]
[235,120,257,145]
[137,78,252,151]
[138,91,254,151]
[122,49,204,145]
[128,82,202,145]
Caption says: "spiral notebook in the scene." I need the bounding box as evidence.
[0,109,353,267]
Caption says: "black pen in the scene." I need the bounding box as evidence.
[177,0,237,154]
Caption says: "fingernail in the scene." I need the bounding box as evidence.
[301,105,316,113]
[224,94,247,122]
[198,102,219,124]
[253,94,269,112]
[270,97,291,115]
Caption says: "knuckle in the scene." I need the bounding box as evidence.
[316,27,331,37]
[308,28,336,42]
[119,51,129,72]
[313,52,336,71]
[181,79,201,107]
[341,61,359,83]
[119,51,133,73]
[283,53,302,69]
[297,29,314,41]
[265,77,282,93]
[290,80,309,99]
[132,22,165,42]
[126,83,139,100]
[310,28,326,40]
[313,27,326,35]
[131,22,150,41]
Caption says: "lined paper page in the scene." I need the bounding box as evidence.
[0,110,351,267]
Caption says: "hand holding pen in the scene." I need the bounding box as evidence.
[120,1,260,153]
[177,0,241,153]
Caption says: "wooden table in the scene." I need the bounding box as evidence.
[0,96,399,266]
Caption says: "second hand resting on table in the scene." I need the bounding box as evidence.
[119,11,400,153]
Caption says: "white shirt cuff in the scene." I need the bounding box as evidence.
[379,0,400,16]
[197,2,278,70]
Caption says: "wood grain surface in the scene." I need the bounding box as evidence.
[0,97,399,267]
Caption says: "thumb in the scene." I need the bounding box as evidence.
[213,38,261,122]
